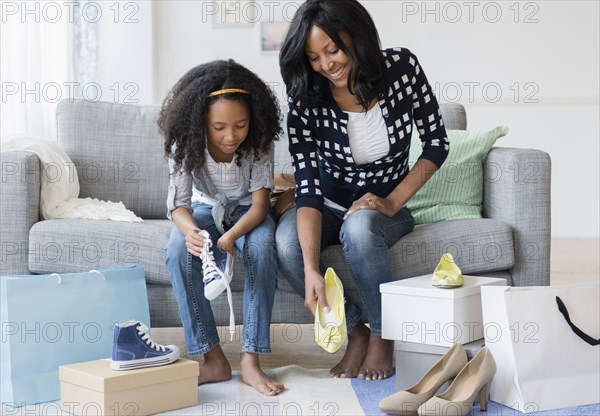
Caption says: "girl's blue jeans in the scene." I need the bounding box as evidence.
[165,202,277,356]
[275,205,414,335]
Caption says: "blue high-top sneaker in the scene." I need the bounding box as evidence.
[199,230,234,301]
[111,320,180,371]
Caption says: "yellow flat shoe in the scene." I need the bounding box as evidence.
[314,268,347,353]
[432,253,464,288]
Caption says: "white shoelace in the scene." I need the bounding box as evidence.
[200,231,235,341]
[200,237,221,283]
[136,322,167,352]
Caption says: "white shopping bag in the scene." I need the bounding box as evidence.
[481,283,599,413]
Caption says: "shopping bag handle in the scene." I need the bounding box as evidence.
[49,270,106,284]
[89,270,107,280]
[556,296,600,346]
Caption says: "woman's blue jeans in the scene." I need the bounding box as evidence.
[165,203,277,356]
[275,206,414,335]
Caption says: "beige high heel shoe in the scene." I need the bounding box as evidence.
[379,343,468,415]
[417,346,497,416]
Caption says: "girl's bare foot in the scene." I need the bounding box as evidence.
[328,322,369,378]
[357,333,394,380]
[198,345,232,385]
[240,353,285,396]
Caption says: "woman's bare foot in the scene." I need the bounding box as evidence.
[357,333,394,380]
[328,322,369,378]
[198,345,232,385]
[240,353,285,396]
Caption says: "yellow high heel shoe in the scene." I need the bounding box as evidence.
[379,342,468,415]
[314,268,347,353]
[417,347,497,416]
[432,253,464,288]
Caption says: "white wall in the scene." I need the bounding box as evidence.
[96,1,154,105]
[140,0,598,237]
[153,0,298,103]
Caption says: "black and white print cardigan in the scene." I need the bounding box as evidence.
[287,47,450,213]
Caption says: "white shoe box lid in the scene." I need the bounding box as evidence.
[381,275,507,346]
[381,275,506,298]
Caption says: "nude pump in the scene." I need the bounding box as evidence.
[379,342,468,415]
[417,346,497,416]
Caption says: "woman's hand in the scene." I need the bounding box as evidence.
[217,231,236,254]
[305,269,329,316]
[185,229,205,257]
[343,192,399,219]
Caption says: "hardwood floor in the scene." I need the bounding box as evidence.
[550,238,599,285]
[153,238,599,371]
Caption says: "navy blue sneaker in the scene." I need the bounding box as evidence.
[199,230,233,301]
[111,320,180,371]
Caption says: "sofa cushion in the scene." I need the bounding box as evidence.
[276,218,515,294]
[29,219,174,284]
[28,219,295,290]
[407,126,508,224]
[438,103,468,131]
[56,100,168,219]
[30,216,513,290]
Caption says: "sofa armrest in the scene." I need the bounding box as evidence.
[483,147,551,286]
[0,151,41,274]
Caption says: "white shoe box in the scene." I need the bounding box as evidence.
[59,358,198,416]
[381,275,506,347]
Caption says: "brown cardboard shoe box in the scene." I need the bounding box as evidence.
[59,358,198,415]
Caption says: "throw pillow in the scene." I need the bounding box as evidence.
[406,126,508,224]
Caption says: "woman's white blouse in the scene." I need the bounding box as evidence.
[346,104,390,166]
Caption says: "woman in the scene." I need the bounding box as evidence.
[276,0,449,381]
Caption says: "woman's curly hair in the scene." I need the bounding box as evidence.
[158,59,282,175]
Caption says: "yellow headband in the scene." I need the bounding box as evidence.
[207,88,250,98]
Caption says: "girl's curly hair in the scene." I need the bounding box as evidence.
[158,59,282,175]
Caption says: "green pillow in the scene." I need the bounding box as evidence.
[406,126,508,224]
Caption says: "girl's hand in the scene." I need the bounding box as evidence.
[185,229,205,257]
[343,192,398,219]
[217,232,236,254]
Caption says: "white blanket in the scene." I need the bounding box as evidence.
[1,135,143,222]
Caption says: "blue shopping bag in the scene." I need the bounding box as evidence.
[0,265,150,406]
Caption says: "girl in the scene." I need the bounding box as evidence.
[160,59,284,396]
[277,0,450,381]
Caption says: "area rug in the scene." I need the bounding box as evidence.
[157,365,600,416]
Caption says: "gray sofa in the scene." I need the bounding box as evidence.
[0,99,551,327]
